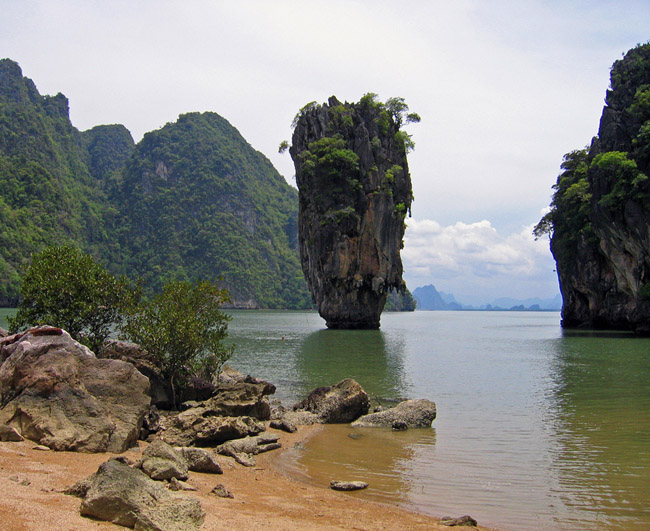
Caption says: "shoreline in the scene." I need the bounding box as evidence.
[0,423,498,530]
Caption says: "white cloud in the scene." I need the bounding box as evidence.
[402,218,558,304]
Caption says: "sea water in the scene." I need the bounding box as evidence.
[226,310,650,531]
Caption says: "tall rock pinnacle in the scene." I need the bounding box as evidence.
[289,94,417,329]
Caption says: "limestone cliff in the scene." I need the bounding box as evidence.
[536,43,650,333]
[290,95,416,328]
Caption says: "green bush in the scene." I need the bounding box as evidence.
[120,279,234,408]
[9,245,135,352]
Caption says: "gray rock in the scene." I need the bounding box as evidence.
[210,483,234,498]
[392,420,408,431]
[270,419,297,433]
[330,480,368,491]
[0,328,150,452]
[168,477,198,491]
[217,435,281,466]
[351,399,436,428]
[100,339,171,409]
[139,440,188,481]
[0,423,23,441]
[0,327,8,338]
[157,409,265,447]
[79,459,204,530]
[293,379,370,423]
[439,515,478,527]
[178,447,223,474]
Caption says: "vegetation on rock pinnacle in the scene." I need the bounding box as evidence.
[535,42,650,333]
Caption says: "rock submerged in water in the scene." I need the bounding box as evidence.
[330,480,368,491]
[439,515,478,527]
[351,399,436,428]
[290,96,414,329]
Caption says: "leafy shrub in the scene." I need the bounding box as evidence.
[8,245,135,352]
[120,279,234,408]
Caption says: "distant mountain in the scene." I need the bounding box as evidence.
[412,284,561,311]
[486,294,562,311]
[412,285,462,310]
[0,58,311,308]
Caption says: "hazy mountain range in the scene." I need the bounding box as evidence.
[412,284,562,311]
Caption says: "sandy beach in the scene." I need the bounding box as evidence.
[0,424,496,531]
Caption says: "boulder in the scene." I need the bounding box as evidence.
[157,408,265,447]
[351,399,436,428]
[178,447,223,474]
[77,459,204,530]
[216,434,281,467]
[101,339,172,408]
[293,378,370,423]
[0,327,151,452]
[138,439,189,481]
[0,327,8,338]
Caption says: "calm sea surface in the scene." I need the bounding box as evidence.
[225,310,650,531]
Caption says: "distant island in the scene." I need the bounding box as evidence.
[412,284,562,311]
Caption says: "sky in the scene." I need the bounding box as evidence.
[2,0,649,305]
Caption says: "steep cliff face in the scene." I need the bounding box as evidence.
[537,43,650,333]
[290,95,415,328]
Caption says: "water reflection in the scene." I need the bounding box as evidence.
[226,310,410,406]
[295,329,410,403]
[547,335,650,529]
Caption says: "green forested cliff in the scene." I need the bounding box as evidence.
[113,112,310,308]
[0,58,310,308]
[535,43,650,333]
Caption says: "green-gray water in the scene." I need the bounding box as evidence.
[226,310,650,531]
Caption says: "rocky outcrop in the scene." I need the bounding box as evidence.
[0,327,150,452]
[351,399,436,428]
[156,409,265,447]
[73,459,205,530]
[540,43,650,333]
[181,380,274,420]
[290,95,415,329]
[293,378,370,423]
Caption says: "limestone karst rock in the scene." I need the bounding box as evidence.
[0,327,150,452]
[536,43,650,333]
[290,95,415,329]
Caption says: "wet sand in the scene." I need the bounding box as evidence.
[0,425,496,530]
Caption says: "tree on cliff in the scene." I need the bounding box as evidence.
[8,245,136,353]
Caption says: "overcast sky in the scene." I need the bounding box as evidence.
[2,0,649,304]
